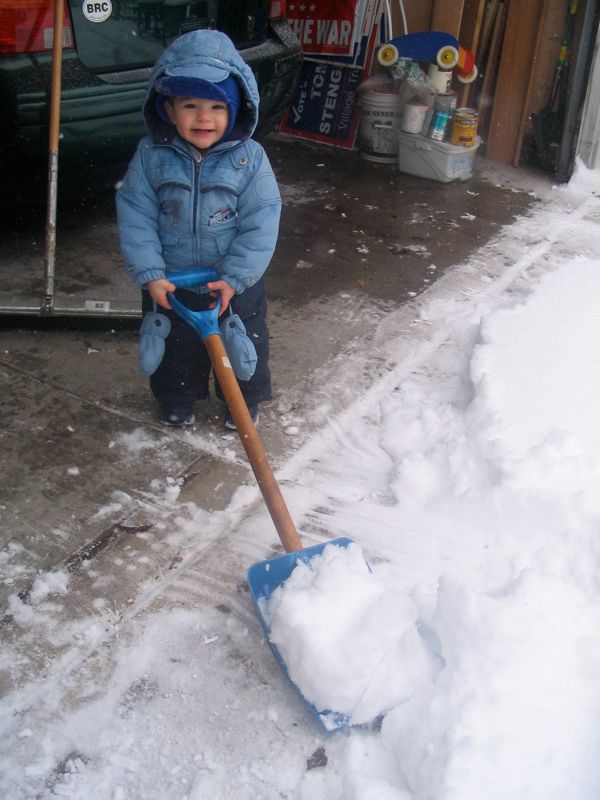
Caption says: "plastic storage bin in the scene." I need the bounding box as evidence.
[397,131,481,182]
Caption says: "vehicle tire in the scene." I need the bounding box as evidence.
[377,44,399,67]
[456,65,478,84]
[436,45,459,69]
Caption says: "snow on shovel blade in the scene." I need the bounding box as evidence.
[248,536,366,732]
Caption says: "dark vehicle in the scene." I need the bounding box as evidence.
[0,0,301,200]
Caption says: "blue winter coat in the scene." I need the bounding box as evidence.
[116,30,281,295]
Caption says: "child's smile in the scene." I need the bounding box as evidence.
[165,96,230,149]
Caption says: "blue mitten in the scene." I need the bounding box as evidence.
[138,311,171,375]
[219,311,257,381]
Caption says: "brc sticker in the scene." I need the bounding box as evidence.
[82,0,112,23]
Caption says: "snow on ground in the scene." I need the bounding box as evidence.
[2,161,600,799]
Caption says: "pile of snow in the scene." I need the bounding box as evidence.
[274,171,600,797]
[267,542,430,725]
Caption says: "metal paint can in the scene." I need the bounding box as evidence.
[434,91,457,113]
[450,108,478,147]
[428,109,450,141]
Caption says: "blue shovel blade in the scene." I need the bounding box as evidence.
[247,536,358,731]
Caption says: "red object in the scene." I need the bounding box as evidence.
[287,0,357,57]
[455,46,475,78]
[0,0,74,55]
[269,0,287,19]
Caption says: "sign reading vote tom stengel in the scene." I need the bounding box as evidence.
[280,0,385,149]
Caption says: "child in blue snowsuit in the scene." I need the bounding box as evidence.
[116,30,281,427]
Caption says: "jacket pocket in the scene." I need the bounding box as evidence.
[200,180,241,260]
[161,231,195,268]
[204,215,238,258]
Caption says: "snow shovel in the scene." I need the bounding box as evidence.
[168,269,358,730]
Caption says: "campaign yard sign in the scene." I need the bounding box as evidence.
[281,61,362,147]
[287,0,356,57]
[280,0,385,149]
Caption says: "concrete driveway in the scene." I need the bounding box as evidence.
[0,134,540,675]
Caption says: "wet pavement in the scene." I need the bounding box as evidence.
[0,133,543,630]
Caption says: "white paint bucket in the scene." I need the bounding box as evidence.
[358,90,404,163]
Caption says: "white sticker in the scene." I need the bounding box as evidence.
[82,0,112,23]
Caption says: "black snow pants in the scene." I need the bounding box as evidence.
[141,278,272,407]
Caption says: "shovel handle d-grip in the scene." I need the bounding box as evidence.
[167,270,303,554]
[167,269,221,340]
[168,268,219,290]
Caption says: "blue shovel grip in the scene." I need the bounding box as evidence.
[166,269,221,341]
[168,268,219,289]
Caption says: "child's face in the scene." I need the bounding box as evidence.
[165,96,229,149]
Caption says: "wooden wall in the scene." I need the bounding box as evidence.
[395,0,433,35]
[391,0,467,37]
[431,0,467,37]
[485,0,568,163]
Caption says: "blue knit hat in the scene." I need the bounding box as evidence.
[154,75,242,139]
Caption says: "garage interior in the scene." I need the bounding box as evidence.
[385,0,600,180]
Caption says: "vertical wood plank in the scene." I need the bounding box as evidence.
[458,0,486,51]
[477,1,507,135]
[485,0,547,163]
[512,0,551,165]
[477,0,501,60]
[391,0,433,35]
[458,0,486,105]
[529,0,568,117]
[430,0,465,37]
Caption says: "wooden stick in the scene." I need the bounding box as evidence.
[458,0,487,107]
[43,0,65,313]
[477,1,506,134]
[205,334,303,553]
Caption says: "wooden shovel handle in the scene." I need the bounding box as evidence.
[204,333,303,553]
[49,0,64,154]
